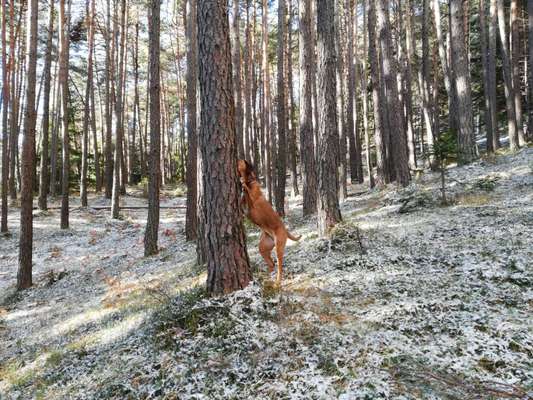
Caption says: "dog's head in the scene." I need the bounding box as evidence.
[237,159,257,182]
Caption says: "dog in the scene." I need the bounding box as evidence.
[237,159,301,285]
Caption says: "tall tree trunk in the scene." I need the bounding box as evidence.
[528,0,533,137]
[361,0,374,188]
[335,0,347,201]
[488,0,500,149]
[368,0,388,185]
[129,21,139,185]
[232,0,244,158]
[1,0,10,232]
[376,0,410,185]
[91,58,101,192]
[38,0,54,210]
[298,0,317,215]
[104,0,113,198]
[450,0,476,163]
[404,0,417,169]
[316,0,342,236]
[198,0,252,295]
[480,0,494,153]
[49,59,60,197]
[497,0,519,150]
[81,0,95,207]
[261,0,272,202]
[275,0,287,216]
[144,0,161,256]
[510,0,525,146]
[185,0,198,241]
[346,0,362,184]
[59,0,70,229]
[18,0,39,289]
[111,0,127,219]
[287,0,299,198]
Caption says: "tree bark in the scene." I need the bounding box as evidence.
[1,0,10,232]
[488,0,500,149]
[144,0,161,256]
[59,0,70,229]
[232,0,244,159]
[275,0,287,216]
[18,0,39,289]
[510,0,525,146]
[450,0,476,163]
[376,0,410,186]
[111,0,127,219]
[316,0,342,236]
[298,0,317,215]
[497,0,519,150]
[104,0,113,198]
[185,0,198,241]
[198,0,252,295]
[361,0,374,188]
[529,0,533,137]
[38,0,54,210]
[479,0,495,153]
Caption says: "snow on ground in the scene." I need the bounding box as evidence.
[1,148,532,399]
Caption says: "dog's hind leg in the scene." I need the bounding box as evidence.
[274,235,287,286]
[259,231,275,274]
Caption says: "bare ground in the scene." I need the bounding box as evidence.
[1,148,532,399]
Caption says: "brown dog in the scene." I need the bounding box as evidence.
[237,160,301,285]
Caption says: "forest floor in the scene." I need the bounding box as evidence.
[0,148,532,400]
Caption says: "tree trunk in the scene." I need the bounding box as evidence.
[104,0,113,198]
[489,0,500,149]
[335,0,347,201]
[81,0,95,207]
[198,0,252,295]
[368,0,388,185]
[376,0,410,186]
[18,0,39,289]
[404,0,417,169]
[287,0,299,198]
[361,0,374,188]
[480,0,494,153]
[38,0,54,210]
[497,0,519,150]
[111,0,127,219]
[275,0,287,216]
[510,0,525,146]
[316,0,342,236]
[450,0,476,163]
[185,0,198,241]
[59,0,70,229]
[529,0,533,137]
[232,0,244,159]
[144,0,161,256]
[1,0,10,232]
[299,0,317,215]
[261,0,272,202]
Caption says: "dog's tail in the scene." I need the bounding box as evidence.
[287,231,301,241]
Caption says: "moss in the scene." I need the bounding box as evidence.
[45,350,64,368]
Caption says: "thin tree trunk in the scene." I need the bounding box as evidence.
[489,0,500,149]
[299,0,317,215]
[510,0,525,146]
[480,0,494,153]
[450,0,476,163]
[335,0,347,201]
[144,0,161,256]
[1,0,10,232]
[59,0,70,229]
[104,0,113,198]
[528,0,533,137]
[185,0,198,241]
[275,0,287,216]
[287,0,298,198]
[261,0,272,202]
[497,0,519,150]
[376,0,410,185]
[18,0,39,289]
[38,0,54,210]
[233,0,244,158]
[361,0,374,188]
[316,0,342,236]
[111,0,127,219]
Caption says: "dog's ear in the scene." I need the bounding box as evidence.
[245,160,257,179]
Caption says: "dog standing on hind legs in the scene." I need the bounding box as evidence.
[237,159,301,286]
